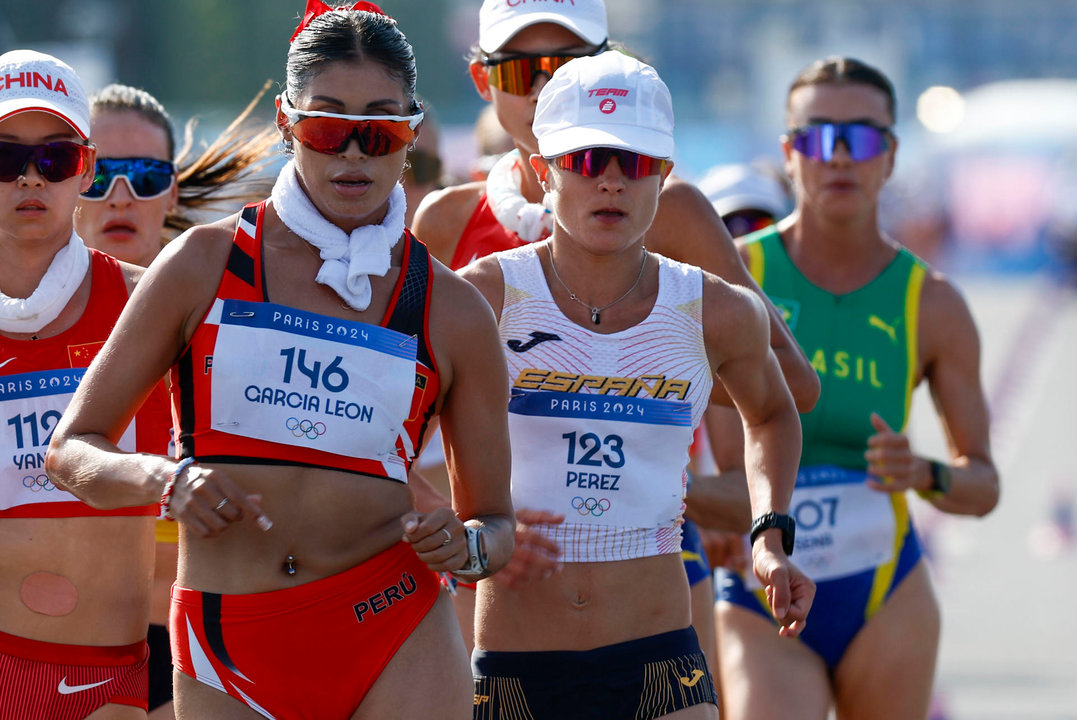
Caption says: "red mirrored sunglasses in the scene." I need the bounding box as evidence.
[279,95,423,156]
[0,140,94,183]
[550,147,669,181]
[721,209,777,239]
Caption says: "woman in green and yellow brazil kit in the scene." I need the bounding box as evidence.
[711,57,1000,720]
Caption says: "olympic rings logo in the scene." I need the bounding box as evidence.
[286,417,327,440]
[22,474,55,492]
[571,496,611,517]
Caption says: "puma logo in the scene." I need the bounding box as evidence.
[507,331,561,353]
[679,669,705,688]
[868,315,897,344]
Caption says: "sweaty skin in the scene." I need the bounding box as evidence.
[19,571,78,617]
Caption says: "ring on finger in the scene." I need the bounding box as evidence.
[440,527,452,546]
[215,498,230,513]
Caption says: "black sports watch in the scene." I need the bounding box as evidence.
[455,524,489,579]
[749,512,796,556]
[928,460,952,495]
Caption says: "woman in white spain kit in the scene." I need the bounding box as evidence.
[460,50,813,720]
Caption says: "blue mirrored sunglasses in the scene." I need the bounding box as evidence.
[81,157,176,200]
[787,122,892,162]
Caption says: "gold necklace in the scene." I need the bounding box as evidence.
[547,245,648,325]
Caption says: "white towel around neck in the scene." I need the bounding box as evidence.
[485,148,553,243]
[270,160,406,312]
[0,230,90,333]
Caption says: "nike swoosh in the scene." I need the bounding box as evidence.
[0,358,15,369]
[679,669,705,688]
[57,677,112,694]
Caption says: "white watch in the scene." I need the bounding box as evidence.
[455,524,489,578]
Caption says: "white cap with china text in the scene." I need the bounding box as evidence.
[0,49,91,140]
[533,50,674,160]
[479,0,608,54]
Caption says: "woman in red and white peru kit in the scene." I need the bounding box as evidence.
[460,50,813,720]
[47,4,513,719]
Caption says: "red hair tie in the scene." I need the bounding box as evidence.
[290,0,389,43]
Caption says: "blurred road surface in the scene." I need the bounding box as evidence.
[908,273,1077,720]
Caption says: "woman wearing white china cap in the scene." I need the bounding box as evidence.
[0,48,172,719]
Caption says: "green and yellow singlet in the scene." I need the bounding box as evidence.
[719,227,932,662]
[743,226,927,469]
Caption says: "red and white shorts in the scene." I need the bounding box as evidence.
[171,541,440,719]
[0,629,148,720]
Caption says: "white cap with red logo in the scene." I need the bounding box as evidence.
[0,49,91,140]
[533,50,674,160]
[479,0,608,54]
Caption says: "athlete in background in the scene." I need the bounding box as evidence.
[712,57,999,720]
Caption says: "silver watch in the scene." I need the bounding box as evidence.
[455,524,489,578]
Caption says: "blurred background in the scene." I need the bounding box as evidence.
[6,0,1077,279]
[4,2,1076,718]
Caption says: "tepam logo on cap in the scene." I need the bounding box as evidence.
[590,87,627,114]
[532,51,674,160]
[0,71,69,96]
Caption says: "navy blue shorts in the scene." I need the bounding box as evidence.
[472,627,716,719]
[717,523,923,669]
[681,518,712,587]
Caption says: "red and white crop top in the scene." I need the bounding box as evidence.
[171,202,440,483]
[0,249,169,518]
